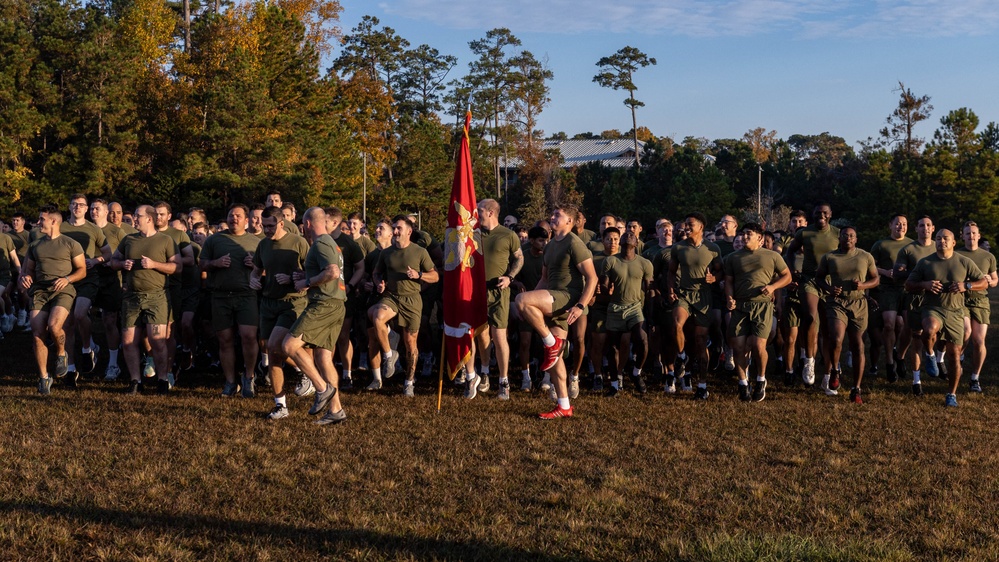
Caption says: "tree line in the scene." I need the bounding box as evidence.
[2,2,997,245]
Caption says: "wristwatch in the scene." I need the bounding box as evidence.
[966,282,973,291]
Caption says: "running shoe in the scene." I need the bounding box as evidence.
[592,374,604,393]
[569,376,580,399]
[912,382,924,396]
[738,383,751,402]
[538,405,573,419]
[850,387,862,404]
[221,381,239,397]
[477,375,490,393]
[294,376,315,397]
[382,350,399,379]
[465,374,481,399]
[944,393,958,408]
[104,364,121,382]
[38,377,52,395]
[520,373,532,392]
[267,404,289,421]
[308,384,336,415]
[54,354,69,378]
[752,379,767,402]
[924,355,939,377]
[693,387,709,400]
[402,382,415,398]
[802,360,815,386]
[631,374,647,395]
[316,408,347,425]
[241,375,255,398]
[496,380,511,400]
[970,379,982,393]
[829,369,841,391]
[540,336,564,371]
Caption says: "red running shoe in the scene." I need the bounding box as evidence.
[829,369,841,391]
[538,405,573,419]
[540,336,564,371]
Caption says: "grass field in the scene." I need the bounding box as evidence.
[3,304,999,561]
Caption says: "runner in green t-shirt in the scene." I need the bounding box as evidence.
[200,204,261,397]
[465,198,523,401]
[783,203,839,386]
[667,212,722,399]
[514,203,597,419]
[368,215,439,396]
[956,221,999,393]
[601,231,654,396]
[513,226,548,392]
[250,207,310,419]
[869,214,913,383]
[89,199,128,381]
[894,215,937,394]
[588,228,618,396]
[325,207,366,391]
[21,206,87,393]
[905,229,988,407]
[112,205,181,394]
[62,194,113,376]
[723,223,792,403]
[815,227,879,404]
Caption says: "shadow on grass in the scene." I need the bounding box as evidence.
[0,499,594,561]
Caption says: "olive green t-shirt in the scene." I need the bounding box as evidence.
[332,232,364,286]
[355,235,376,257]
[793,225,840,275]
[870,236,913,286]
[118,232,179,293]
[481,225,520,281]
[118,223,139,235]
[543,233,591,295]
[11,229,31,260]
[99,223,127,281]
[254,233,309,301]
[159,226,192,283]
[201,231,260,292]
[378,243,435,297]
[577,229,596,246]
[895,241,936,282]
[723,248,789,302]
[956,247,997,300]
[643,242,673,292]
[0,233,16,281]
[818,248,875,301]
[184,242,202,288]
[61,220,107,284]
[28,235,84,287]
[908,253,984,310]
[670,239,721,292]
[304,234,345,302]
[517,247,545,292]
[364,246,383,286]
[602,254,654,306]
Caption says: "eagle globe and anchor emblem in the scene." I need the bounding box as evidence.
[443,200,482,339]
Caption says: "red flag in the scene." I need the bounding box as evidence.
[443,112,486,380]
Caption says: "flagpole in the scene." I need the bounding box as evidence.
[436,335,446,413]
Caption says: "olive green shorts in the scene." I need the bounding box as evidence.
[121,291,170,327]
[546,289,582,333]
[966,296,990,326]
[606,301,644,333]
[260,297,307,339]
[95,274,123,312]
[73,279,99,303]
[291,298,345,350]
[878,285,905,313]
[676,287,711,328]
[588,305,608,334]
[211,292,259,331]
[377,292,423,334]
[924,307,966,344]
[728,301,774,339]
[31,287,76,313]
[798,276,824,299]
[826,297,868,332]
[781,291,803,328]
[486,287,511,329]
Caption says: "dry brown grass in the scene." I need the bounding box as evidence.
[3,301,999,560]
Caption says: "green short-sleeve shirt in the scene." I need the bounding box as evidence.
[543,233,591,294]
[818,248,876,300]
[671,239,721,292]
[201,231,260,292]
[254,233,309,300]
[517,247,545,292]
[870,236,913,286]
[28,235,84,286]
[907,253,984,310]
[602,254,654,306]
[378,243,435,296]
[305,234,346,302]
[481,225,521,281]
[118,232,179,293]
[0,233,16,281]
[794,225,840,275]
[956,247,997,300]
[723,248,788,302]
[333,233,365,284]
[61,220,107,283]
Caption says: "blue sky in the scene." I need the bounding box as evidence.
[338,1,999,148]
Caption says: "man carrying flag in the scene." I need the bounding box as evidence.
[442,112,487,402]
[514,203,598,419]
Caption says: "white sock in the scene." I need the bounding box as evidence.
[82,346,91,354]
[343,369,352,380]
[935,350,944,363]
[738,379,748,386]
[800,349,807,359]
[481,364,490,376]
[541,333,556,347]
[260,352,269,367]
[570,374,579,382]
[275,395,287,407]
[108,349,119,367]
[611,379,620,389]
[698,382,707,389]
[67,363,77,372]
[558,397,571,409]
[499,376,509,385]
[372,368,382,382]
[632,367,642,377]
[805,357,814,365]
[382,351,391,363]
[678,351,687,361]
[757,375,766,382]
[971,373,980,381]
[912,370,921,384]
[521,369,530,379]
